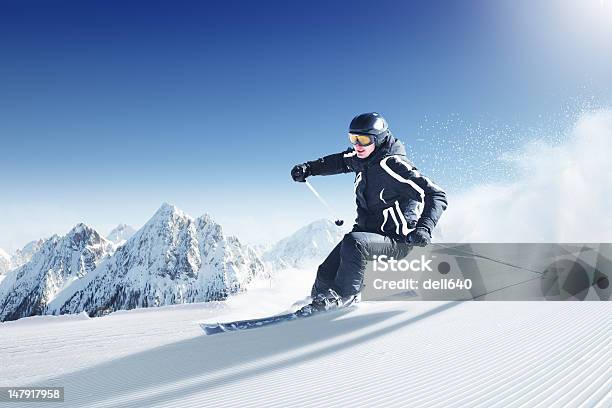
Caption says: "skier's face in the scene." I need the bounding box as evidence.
[355,143,375,158]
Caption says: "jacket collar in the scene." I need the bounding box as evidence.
[359,134,406,166]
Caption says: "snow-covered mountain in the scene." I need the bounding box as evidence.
[51,203,267,317]
[1,240,46,285]
[262,219,346,270]
[0,248,12,283]
[106,223,136,246]
[11,238,45,269]
[1,210,344,322]
[0,225,114,322]
[249,242,274,258]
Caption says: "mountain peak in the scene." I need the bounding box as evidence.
[0,224,115,322]
[68,223,96,236]
[290,218,343,237]
[160,202,177,211]
[196,212,217,225]
[153,202,188,219]
[196,212,223,239]
[0,248,12,277]
[262,218,347,269]
[10,239,45,271]
[50,205,266,318]
[20,239,44,252]
[107,224,137,245]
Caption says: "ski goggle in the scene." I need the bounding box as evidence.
[348,133,374,146]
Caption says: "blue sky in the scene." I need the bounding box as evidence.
[1,0,611,249]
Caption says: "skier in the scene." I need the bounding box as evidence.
[291,112,448,313]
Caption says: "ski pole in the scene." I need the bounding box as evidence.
[429,243,543,275]
[304,180,344,226]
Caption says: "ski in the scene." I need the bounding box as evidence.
[200,299,358,335]
[201,311,300,335]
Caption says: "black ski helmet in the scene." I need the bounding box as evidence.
[349,112,390,146]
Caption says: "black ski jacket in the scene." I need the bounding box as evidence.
[307,135,447,240]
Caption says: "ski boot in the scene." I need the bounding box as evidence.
[296,289,360,317]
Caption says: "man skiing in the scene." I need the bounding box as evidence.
[291,112,448,313]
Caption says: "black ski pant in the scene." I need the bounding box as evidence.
[311,230,412,298]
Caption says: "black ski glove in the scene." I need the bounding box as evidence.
[291,163,311,182]
[408,227,431,247]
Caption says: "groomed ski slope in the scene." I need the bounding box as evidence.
[1,291,609,408]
